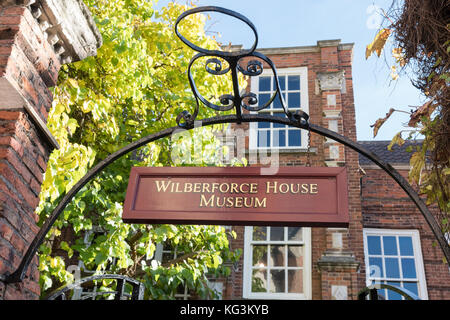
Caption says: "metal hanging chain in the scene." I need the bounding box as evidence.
[306,129,312,167]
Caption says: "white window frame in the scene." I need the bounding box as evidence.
[243,226,312,300]
[153,243,193,300]
[363,228,428,300]
[249,67,309,151]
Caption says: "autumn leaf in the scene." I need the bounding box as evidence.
[409,151,425,184]
[387,131,405,151]
[392,47,406,67]
[370,108,395,137]
[366,28,391,59]
[408,99,436,127]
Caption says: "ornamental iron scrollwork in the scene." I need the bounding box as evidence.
[358,283,420,300]
[45,274,144,300]
[174,6,309,127]
[1,5,448,291]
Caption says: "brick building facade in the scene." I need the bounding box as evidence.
[0,0,101,300]
[0,1,448,301]
[359,141,450,300]
[215,41,450,300]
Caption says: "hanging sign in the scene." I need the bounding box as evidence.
[122,167,349,227]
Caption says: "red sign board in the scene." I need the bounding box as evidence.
[122,167,349,227]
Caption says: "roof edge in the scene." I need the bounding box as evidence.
[222,40,355,55]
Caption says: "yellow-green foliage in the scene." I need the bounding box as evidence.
[38,0,241,298]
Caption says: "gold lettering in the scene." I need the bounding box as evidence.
[202,183,210,193]
[184,183,193,193]
[250,183,258,194]
[235,197,243,208]
[310,183,318,194]
[244,197,254,208]
[194,183,201,193]
[199,194,214,207]
[175,182,182,192]
[255,197,267,208]
[266,181,277,194]
[279,183,289,194]
[219,183,230,193]
[154,180,171,192]
[230,183,239,194]
[290,183,300,194]
[301,184,309,194]
[216,196,226,207]
[226,197,234,207]
[212,183,219,193]
[239,183,250,193]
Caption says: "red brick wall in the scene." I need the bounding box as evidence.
[0,5,60,300]
[338,47,366,298]
[226,42,365,300]
[361,168,450,299]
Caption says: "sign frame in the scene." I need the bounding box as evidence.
[122,166,349,227]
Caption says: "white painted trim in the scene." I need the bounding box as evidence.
[363,228,428,300]
[0,77,60,150]
[249,67,309,152]
[360,164,411,170]
[254,41,353,55]
[243,227,312,300]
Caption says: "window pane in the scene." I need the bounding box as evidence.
[273,130,286,147]
[387,281,402,300]
[368,257,384,278]
[399,237,414,256]
[269,245,285,267]
[287,227,302,241]
[270,227,284,241]
[287,245,303,267]
[288,269,303,293]
[288,75,300,90]
[383,236,398,255]
[288,130,301,146]
[403,282,418,296]
[377,288,387,300]
[269,270,285,293]
[367,236,381,255]
[385,258,400,278]
[253,226,267,241]
[259,77,271,91]
[252,269,267,292]
[258,93,270,107]
[258,121,270,129]
[258,130,270,147]
[401,258,417,279]
[288,92,300,108]
[273,76,285,91]
[272,112,286,128]
[252,245,267,267]
[273,92,285,109]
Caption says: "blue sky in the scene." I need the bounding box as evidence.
[158,0,424,141]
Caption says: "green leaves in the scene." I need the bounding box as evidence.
[37,0,240,299]
[387,132,405,151]
[365,6,450,245]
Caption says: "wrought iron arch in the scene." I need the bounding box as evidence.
[358,283,420,300]
[1,6,449,292]
[45,274,144,300]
